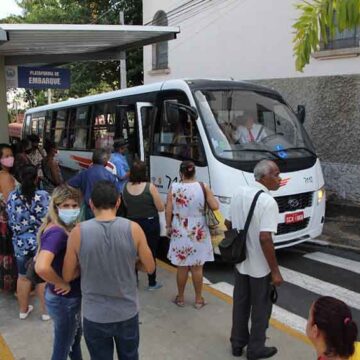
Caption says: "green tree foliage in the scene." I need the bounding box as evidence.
[1,0,143,106]
[293,0,360,72]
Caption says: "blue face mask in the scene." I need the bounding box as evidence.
[58,208,80,225]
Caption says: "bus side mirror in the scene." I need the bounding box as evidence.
[164,100,198,124]
[297,105,305,123]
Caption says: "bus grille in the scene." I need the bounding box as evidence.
[275,192,313,213]
[277,218,310,235]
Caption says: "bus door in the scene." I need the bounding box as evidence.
[136,102,154,163]
[150,93,210,199]
[116,104,139,164]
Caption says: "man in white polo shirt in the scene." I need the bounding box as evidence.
[227,160,284,360]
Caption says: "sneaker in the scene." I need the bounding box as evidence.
[19,305,33,320]
[41,314,51,321]
[147,282,163,291]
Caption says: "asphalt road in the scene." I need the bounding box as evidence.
[203,242,360,336]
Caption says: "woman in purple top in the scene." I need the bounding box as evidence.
[35,185,82,360]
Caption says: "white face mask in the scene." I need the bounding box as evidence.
[58,208,80,225]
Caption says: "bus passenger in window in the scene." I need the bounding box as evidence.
[27,134,46,178]
[110,138,130,191]
[41,139,63,194]
[73,128,87,149]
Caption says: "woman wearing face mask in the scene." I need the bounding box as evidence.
[0,144,18,292]
[7,164,50,319]
[41,139,63,194]
[35,185,82,360]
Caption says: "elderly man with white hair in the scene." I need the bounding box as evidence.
[226,159,284,360]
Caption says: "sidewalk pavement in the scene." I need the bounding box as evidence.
[0,261,314,360]
[321,201,360,250]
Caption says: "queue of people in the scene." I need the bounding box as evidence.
[0,136,359,360]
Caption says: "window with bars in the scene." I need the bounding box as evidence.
[321,14,359,50]
[152,10,169,70]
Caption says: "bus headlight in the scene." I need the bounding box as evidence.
[217,196,231,204]
[317,187,325,204]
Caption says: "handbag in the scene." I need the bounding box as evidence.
[199,182,220,230]
[218,190,263,264]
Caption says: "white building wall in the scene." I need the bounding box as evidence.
[143,0,360,84]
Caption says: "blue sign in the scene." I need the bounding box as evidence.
[274,144,288,159]
[18,66,70,89]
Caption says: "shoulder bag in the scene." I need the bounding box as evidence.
[219,190,263,264]
[199,182,220,231]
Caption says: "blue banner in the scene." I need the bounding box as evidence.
[18,66,70,89]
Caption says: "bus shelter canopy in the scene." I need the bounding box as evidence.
[0,23,179,65]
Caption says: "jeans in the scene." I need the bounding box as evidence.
[83,314,139,360]
[45,288,83,360]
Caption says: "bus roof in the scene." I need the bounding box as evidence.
[25,79,282,114]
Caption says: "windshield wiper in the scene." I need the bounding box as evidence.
[223,148,283,160]
[283,147,316,157]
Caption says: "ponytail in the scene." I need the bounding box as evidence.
[179,160,196,179]
[313,296,358,358]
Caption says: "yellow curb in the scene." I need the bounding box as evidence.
[0,333,15,360]
[156,259,311,346]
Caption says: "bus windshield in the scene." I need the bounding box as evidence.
[194,89,316,162]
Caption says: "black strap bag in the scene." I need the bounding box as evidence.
[219,190,263,264]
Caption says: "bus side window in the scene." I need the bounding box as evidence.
[53,110,67,148]
[29,111,47,146]
[31,119,38,135]
[23,114,32,138]
[68,106,89,150]
[91,101,116,150]
[44,112,54,142]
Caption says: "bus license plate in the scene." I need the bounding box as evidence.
[285,211,304,224]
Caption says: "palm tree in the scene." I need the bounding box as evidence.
[293,0,360,71]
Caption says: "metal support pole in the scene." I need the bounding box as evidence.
[47,88,52,104]
[0,57,10,143]
[119,11,127,89]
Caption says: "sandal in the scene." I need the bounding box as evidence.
[194,298,207,310]
[172,295,185,307]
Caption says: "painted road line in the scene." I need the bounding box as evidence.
[0,334,15,360]
[272,305,307,335]
[209,282,307,334]
[280,266,360,310]
[304,251,360,275]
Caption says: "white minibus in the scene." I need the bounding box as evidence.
[23,79,325,248]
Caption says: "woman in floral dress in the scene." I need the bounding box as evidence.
[166,160,219,308]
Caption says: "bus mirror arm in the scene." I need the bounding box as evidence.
[297,105,305,123]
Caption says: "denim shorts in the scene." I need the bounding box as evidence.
[16,252,35,276]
